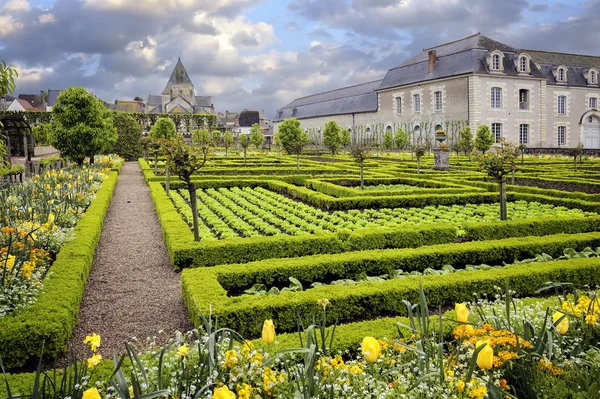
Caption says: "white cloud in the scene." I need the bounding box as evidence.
[14,64,53,82]
[125,37,158,65]
[0,15,23,37]
[3,0,29,12]
[38,13,56,24]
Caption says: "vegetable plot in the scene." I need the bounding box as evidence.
[169,186,595,240]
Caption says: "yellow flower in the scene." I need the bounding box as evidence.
[82,388,101,399]
[176,344,189,359]
[361,337,381,363]
[224,350,238,368]
[129,387,134,398]
[83,333,101,352]
[317,298,330,310]
[87,354,102,369]
[457,380,465,393]
[241,340,254,357]
[455,303,469,323]
[585,314,597,325]
[553,312,569,335]
[262,320,275,344]
[213,385,236,399]
[475,340,493,370]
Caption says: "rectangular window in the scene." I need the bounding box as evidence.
[491,87,502,109]
[589,97,597,108]
[413,94,421,113]
[557,126,566,146]
[519,89,529,110]
[395,97,402,114]
[519,124,529,144]
[434,91,443,112]
[491,123,502,143]
[557,95,566,115]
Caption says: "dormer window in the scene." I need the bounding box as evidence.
[591,71,596,84]
[519,57,527,73]
[492,54,500,70]
[558,67,566,82]
[586,68,598,85]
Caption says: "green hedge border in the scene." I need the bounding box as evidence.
[0,171,119,369]
[182,232,600,337]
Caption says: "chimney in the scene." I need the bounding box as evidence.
[41,90,47,109]
[428,50,437,73]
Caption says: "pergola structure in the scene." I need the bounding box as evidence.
[0,113,34,169]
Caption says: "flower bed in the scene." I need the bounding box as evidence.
[0,159,121,369]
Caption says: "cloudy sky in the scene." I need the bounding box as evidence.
[1,0,599,117]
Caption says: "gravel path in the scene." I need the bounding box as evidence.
[68,161,192,357]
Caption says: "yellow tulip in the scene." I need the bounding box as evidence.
[476,340,493,370]
[213,385,236,399]
[262,319,275,344]
[361,336,381,363]
[553,311,569,335]
[455,303,469,323]
[82,388,101,399]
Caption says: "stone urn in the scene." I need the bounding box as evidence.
[435,130,447,144]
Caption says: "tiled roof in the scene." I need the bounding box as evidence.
[18,94,43,108]
[16,99,33,110]
[114,101,144,113]
[167,57,193,86]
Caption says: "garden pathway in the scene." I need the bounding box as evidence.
[68,161,192,357]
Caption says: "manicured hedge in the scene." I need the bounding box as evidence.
[182,232,600,337]
[0,171,119,369]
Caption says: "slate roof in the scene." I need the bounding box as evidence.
[239,110,260,127]
[46,90,63,107]
[523,50,600,88]
[167,57,193,87]
[195,96,213,107]
[273,80,381,122]
[147,95,162,105]
[18,94,43,108]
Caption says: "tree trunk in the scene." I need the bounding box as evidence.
[417,158,420,174]
[521,153,524,164]
[165,164,170,197]
[225,147,228,159]
[154,153,158,175]
[500,177,507,221]
[296,153,300,173]
[243,148,247,167]
[189,183,200,242]
[511,166,515,185]
[77,158,84,167]
[574,156,577,172]
[331,151,334,164]
[360,160,364,190]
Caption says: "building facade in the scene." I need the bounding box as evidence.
[273,34,600,149]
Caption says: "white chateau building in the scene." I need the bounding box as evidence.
[273,34,600,149]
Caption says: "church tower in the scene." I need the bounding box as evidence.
[163,57,195,108]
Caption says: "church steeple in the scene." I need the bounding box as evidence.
[167,57,193,87]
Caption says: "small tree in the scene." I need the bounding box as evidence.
[238,134,250,166]
[211,130,222,147]
[249,123,264,150]
[111,112,142,161]
[477,140,517,220]
[223,131,233,158]
[162,137,213,241]
[475,124,494,154]
[457,126,474,159]
[349,144,370,190]
[414,145,426,174]
[394,128,408,150]
[518,143,527,164]
[322,120,342,163]
[277,118,309,172]
[566,143,584,171]
[148,117,177,172]
[382,130,394,151]
[339,128,351,149]
[49,87,117,166]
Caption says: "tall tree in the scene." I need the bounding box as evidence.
[223,131,234,159]
[322,120,342,163]
[249,123,264,150]
[162,136,213,241]
[394,128,409,150]
[111,112,142,161]
[475,124,494,153]
[477,140,517,220]
[238,134,250,166]
[0,57,18,97]
[49,87,117,166]
[277,118,309,172]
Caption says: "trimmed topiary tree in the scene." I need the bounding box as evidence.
[238,134,250,166]
[49,87,117,166]
[477,140,517,220]
[475,124,494,154]
[223,131,234,159]
[249,123,264,150]
[111,112,142,161]
[322,120,342,163]
[276,118,309,172]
